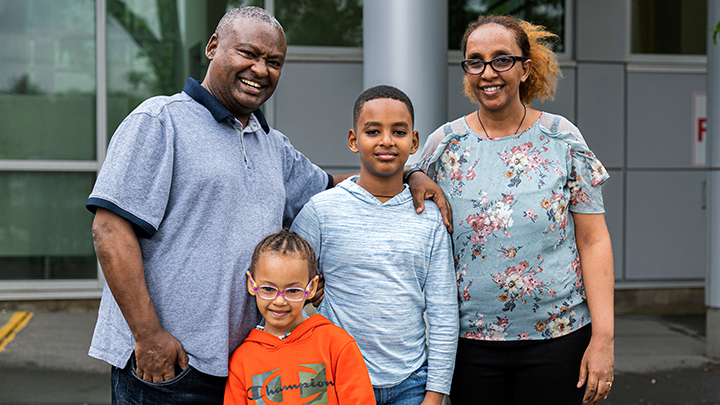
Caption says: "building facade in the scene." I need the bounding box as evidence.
[0,0,711,301]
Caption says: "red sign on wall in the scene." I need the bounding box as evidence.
[693,92,707,167]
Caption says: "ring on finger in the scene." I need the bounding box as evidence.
[605,381,612,388]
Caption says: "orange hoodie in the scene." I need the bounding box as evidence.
[225,314,375,404]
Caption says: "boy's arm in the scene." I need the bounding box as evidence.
[424,221,460,396]
[333,340,376,404]
[224,351,249,405]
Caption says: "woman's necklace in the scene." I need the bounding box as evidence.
[476,103,527,139]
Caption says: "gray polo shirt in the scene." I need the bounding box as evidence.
[86,78,330,376]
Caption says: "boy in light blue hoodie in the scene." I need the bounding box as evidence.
[291,85,458,405]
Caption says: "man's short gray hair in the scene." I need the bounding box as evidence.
[216,6,285,38]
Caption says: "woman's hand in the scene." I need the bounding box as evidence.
[407,171,453,233]
[578,334,614,404]
[573,212,615,404]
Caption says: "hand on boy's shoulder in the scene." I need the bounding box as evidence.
[407,171,453,233]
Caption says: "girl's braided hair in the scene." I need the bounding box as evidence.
[249,228,318,278]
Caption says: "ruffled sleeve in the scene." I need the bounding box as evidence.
[413,118,469,180]
[542,114,610,214]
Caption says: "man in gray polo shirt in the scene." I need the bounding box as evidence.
[87,6,450,404]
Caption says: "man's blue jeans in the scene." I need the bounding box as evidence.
[111,354,226,404]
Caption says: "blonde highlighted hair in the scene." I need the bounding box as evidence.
[461,15,562,105]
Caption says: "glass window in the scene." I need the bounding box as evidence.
[449,0,565,52]
[0,0,96,160]
[631,0,707,55]
[0,172,97,280]
[274,0,362,47]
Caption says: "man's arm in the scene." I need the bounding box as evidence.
[92,208,187,382]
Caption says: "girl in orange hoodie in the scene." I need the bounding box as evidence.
[224,229,375,404]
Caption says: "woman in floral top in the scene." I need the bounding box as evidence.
[407,15,614,405]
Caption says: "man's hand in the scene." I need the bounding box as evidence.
[134,328,189,383]
[407,171,453,233]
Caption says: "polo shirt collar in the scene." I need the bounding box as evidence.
[183,77,270,134]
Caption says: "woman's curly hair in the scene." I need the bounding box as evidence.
[460,15,562,105]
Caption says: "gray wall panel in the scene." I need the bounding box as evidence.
[532,67,575,124]
[576,0,627,62]
[627,72,707,168]
[577,63,625,168]
[273,62,363,170]
[625,171,706,280]
[600,169,624,281]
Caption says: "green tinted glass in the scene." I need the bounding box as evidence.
[0,0,96,160]
[0,172,97,280]
[275,0,362,46]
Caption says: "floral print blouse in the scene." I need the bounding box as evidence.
[415,112,610,341]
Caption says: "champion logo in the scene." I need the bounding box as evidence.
[247,363,334,404]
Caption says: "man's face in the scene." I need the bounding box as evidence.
[203,17,287,123]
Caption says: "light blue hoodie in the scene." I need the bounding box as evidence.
[291,177,458,394]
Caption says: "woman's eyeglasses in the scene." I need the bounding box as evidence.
[461,55,527,75]
[248,273,313,302]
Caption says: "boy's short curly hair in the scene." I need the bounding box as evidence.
[353,85,414,129]
[249,228,317,278]
[460,15,562,105]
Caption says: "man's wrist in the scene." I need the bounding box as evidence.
[403,167,423,183]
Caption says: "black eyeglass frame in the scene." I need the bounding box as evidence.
[460,55,528,75]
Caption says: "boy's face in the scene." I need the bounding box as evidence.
[348,98,419,181]
[247,253,318,337]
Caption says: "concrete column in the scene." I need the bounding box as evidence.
[707,0,720,359]
[363,0,448,164]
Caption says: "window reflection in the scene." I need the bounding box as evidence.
[449,0,565,52]
[275,0,362,47]
[631,0,706,55]
[0,172,97,280]
[0,0,96,161]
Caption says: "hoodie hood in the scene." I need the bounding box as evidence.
[243,313,335,349]
[337,176,411,207]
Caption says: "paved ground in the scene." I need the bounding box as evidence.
[609,315,719,405]
[0,309,718,404]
